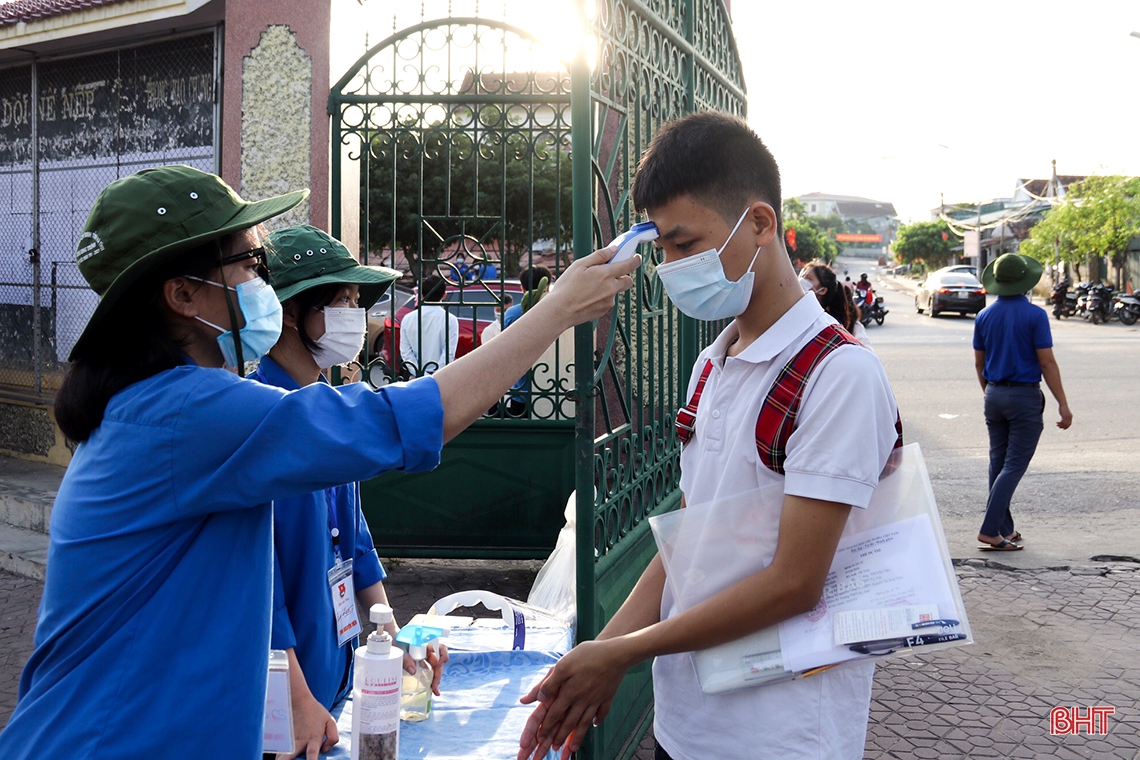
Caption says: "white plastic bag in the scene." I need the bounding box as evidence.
[423,590,573,654]
[526,490,577,624]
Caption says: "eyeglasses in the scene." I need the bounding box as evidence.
[221,247,270,280]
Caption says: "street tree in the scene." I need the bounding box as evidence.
[366,107,571,279]
[1020,175,1140,288]
[782,199,839,265]
[892,220,954,273]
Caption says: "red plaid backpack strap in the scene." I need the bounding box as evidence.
[675,359,715,446]
[880,411,906,478]
[755,324,860,474]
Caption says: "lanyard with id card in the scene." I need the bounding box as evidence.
[326,488,361,647]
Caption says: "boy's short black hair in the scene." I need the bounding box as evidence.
[421,274,447,302]
[519,266,551,291]
[632,111,783,239]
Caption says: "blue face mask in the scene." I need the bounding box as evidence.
[655,207,761,321]
[190,276,283,369]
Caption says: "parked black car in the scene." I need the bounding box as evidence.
[915,269,987,317]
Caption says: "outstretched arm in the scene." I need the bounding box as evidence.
[433,248,637,442]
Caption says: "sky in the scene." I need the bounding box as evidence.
[730,1,1140,221]
[335,0,1140,223]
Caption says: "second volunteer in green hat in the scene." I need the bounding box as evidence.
[250,225,445,758]
[2,165,639,759]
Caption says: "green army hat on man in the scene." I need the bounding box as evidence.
[981,253,1044,296]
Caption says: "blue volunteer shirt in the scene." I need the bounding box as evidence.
[973,294,1053,383]
[0,364,442,760]
[251,356,387,710]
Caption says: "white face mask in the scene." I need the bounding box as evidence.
[308,307,366,368]
[655,207,761,321]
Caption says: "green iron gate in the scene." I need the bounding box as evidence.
[328,1,744,755]
[573,2,745,757]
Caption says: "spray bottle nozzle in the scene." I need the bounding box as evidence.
[396,624,446,659]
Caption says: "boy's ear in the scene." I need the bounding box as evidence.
[747,201,779,248]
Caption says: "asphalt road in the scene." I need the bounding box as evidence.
[855,257,1140,567]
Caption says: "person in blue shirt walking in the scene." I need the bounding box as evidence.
[0,166,638,760]
[252,225,446,759]
[973,253,1073,551]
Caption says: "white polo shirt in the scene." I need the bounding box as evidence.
[653,291,900,760]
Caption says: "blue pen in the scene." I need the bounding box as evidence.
[849,632,968,655]
[911,619,959,630]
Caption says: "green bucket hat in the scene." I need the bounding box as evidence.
[981,253,1044,296]
[70,165,308,360]
[264,225,400,310]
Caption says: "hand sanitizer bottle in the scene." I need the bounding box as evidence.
[351,605,404,760]
[395,625,445,722]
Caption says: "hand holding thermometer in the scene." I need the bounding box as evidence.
[608,221,659,265]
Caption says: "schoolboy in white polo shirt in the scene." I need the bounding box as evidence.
[517,112,901,760]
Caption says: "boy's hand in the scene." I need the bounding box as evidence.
[539,247,639,330]
[517,638,629,760]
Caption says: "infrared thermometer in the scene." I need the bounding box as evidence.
[608,221,659,265]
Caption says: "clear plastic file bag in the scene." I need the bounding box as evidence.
[649,443,971,695]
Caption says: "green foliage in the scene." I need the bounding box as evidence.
[364,106,572,277]
[893,220,954,271]
[1020,175,1140,287]
[812,211,874,236]
[782,199,839,264]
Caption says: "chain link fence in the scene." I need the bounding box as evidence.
[0,30,218,400]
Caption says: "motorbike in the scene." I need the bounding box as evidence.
[1050,278,1078,319]
[1112,290,1140,326]
[857,290,888,327]
[1084,284,1113,325]
[1073,282,1093,319]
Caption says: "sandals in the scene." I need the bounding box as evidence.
[1005,532,1023,543]
[979,538,1023,552]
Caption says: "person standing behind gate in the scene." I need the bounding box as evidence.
[252,225,446,759]
[516,112,900,760]
[973,253,1072,551]
[501,266,552,415]
[400,274,459,375]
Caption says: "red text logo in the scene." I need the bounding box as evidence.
[1050,706,1114,736]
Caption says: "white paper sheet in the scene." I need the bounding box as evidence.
[777,514,960,672]
[832,605,940,646]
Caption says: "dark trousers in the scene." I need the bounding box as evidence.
[980,385,1045,537]
[655,741,675,760]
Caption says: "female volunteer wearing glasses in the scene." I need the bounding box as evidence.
[0,166,637,759]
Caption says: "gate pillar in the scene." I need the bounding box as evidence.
[221,0,331,230]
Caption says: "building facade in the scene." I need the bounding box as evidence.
[0,0,333,463]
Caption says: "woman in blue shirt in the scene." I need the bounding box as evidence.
[253,225,446,758]
[0,166,638,759]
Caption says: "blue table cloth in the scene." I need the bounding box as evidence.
[327,650,561,760]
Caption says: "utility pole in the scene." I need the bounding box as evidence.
[1050,159,1060,285]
